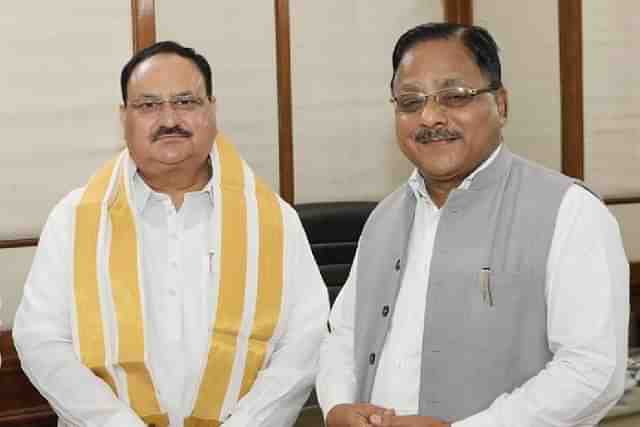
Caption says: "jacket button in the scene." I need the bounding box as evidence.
[394,259,401,271]
[382,305,389,317]
[369,353,376,364]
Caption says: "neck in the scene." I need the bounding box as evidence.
[425,179,461,208]
[140,161,211,209]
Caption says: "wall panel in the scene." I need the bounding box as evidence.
[0,247,36,329]
[0,4,130,240]
[475,1,562,171]
[156,1,280,191]
[290,1,441,203]
[610,204,640,263]
[1,4,131,327]
[583,1,640,198]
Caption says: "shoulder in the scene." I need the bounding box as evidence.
[507,153,600,212]
[276,196,310,242]
[41,187,86,234]
[51,187,86,216]
[509,152,575,189]
[276,196,301,224]
[559,184,617,230]
[362,183,412,232]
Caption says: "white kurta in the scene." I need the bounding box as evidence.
[14,155,329,427]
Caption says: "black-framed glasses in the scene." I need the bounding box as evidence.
[390,82,501,113]
[128,94,209,114]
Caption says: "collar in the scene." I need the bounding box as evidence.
[408,144,503,205]
[127,153,215,214]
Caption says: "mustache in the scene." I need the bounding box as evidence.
[415,127,462,144]
[152,126,193,142]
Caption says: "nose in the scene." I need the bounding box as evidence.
[158,102,178,127]
[419,98,448,127]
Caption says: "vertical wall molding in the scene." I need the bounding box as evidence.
[558,0,584,180]
[131,0,156,53]
[274,0,295,204]
[443,0,473,25]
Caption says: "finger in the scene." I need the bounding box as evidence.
[382,409,394,426]
[369,413,383,425]
[355,414,374,427]
[369,409,394,427]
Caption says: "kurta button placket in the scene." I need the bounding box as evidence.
[382,305,389,317]
[394,259,401,271]
[369,353,376,365]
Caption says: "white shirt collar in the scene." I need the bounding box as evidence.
[408,144,503,205]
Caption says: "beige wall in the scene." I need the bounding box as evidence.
[583,1,640,198]
[475,0,562,171]
[291,1,440,203]
[611,204,640,262]
[1,4,131,328]
[0,4,129,241]
[156,0,280,192]
[583,1,640,261]
[0,248,35,330]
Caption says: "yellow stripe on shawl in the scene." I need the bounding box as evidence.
[190,135,248,422]
[108,172,167,424]
[238,177,284,399]
[74,157,119,393]
[183,418,221,427]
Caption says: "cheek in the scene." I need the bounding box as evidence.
[395,115,415,139]
[192,113,217,137]
[124,119,154,151]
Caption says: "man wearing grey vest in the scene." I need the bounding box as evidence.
[316,23,629,427]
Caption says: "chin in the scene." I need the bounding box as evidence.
[152,152,190,166]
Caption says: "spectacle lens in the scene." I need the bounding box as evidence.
[392,85,498,113]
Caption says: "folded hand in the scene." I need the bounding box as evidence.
[369,414,451,427]
[326,403,394,427]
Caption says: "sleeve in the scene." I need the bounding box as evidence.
[454,185,629,427]
[315,249,360,418]
[12,191,146,427]
[223,206,330,427]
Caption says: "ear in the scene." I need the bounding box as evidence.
[495,87,508,126]
[207,97,219,129]
[209,96,217,117]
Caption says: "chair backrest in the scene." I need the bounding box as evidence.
[295,202,377,305]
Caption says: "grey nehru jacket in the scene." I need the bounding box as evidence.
[354,147,576,421]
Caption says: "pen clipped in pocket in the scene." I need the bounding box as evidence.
[480,267,494,307]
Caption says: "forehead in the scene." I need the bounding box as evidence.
[127,53,205,97]
[395,39,486,89]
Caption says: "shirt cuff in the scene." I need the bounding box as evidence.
[316,376,357,419]
[103,409,147,427]
[318,396,355,421]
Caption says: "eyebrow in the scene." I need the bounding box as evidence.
[438,78,468,87]
[173,91,196,97]
[134,94,163,100]
[133,91,197,99]
[397,78,469,93]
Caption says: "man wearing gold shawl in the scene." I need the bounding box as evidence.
[13,41,329,427]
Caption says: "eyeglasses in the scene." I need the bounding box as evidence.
[128,94,209,114]
[390,83,500,113]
